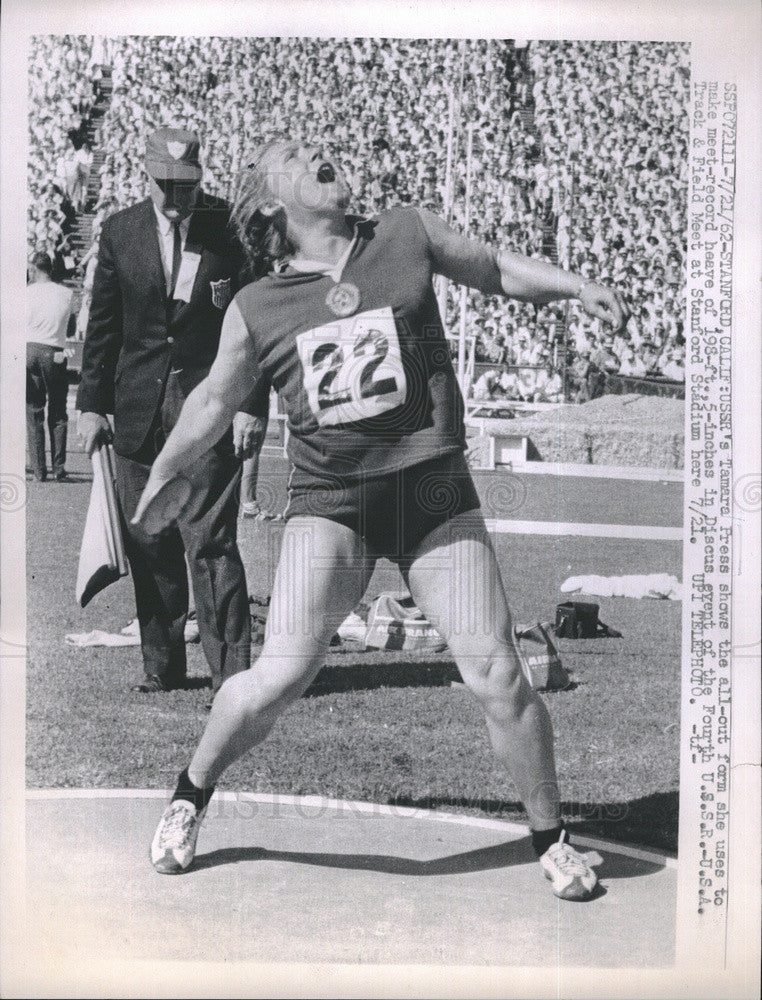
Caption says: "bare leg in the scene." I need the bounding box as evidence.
[404,508,561,831]
[187,516,373,787]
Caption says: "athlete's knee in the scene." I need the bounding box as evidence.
[211,667,287,744]
[215,668,261,714]
[220,651,318,718]
[460,644,532,722]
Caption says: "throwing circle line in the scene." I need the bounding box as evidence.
[26,788,676,868]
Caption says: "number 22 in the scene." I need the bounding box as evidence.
[313,328,398,412]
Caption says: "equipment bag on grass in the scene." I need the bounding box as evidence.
[364,593,448,653]
[554,601,622,639]
[512,622,570,691]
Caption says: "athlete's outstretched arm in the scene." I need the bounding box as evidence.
[132,300,261,529]
[415,207,630,332]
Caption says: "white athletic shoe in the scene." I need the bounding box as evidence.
[150,799,207,874]
[540,831,602,901]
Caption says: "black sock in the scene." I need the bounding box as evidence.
[531,824,568,857]
[171,767,215,812]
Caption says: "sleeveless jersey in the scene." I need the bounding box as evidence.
[233,207,466,481]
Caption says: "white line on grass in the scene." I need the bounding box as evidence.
[484,519,682,540]
[26,788,676,868]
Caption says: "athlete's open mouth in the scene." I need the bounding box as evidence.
[316,162,336,183]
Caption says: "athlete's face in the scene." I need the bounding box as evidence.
[261,142,350,220]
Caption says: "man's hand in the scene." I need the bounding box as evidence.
[578,283,630,334]
[78,411,113,457]
[232,412,266,459]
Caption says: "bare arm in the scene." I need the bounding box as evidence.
[233,370,272,458]
[415,207,630,332]
[152,300,258,478]
[132,300,260,526]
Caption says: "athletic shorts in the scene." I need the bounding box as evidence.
[284,450,481,564]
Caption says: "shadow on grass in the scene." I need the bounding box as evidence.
[380,790,678,856]
[568,791,679,855]
[306,660,460,695]
[132,677,211,692]
[306,661,579,695]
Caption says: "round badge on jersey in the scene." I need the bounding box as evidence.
[325,282,361,317]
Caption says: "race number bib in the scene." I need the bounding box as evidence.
[296,307,407,426]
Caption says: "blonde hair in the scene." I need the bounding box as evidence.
[232,140,293,276]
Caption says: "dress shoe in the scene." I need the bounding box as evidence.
[131,676,183,693]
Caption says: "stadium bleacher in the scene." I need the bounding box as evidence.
[28,36,688,397]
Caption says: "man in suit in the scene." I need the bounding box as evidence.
[77,128,263,695]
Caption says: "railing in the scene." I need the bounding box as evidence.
[599,371,685,400]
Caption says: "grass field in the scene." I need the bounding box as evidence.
[25,460,683,852]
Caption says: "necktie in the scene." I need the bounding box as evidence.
[169,222,182,297]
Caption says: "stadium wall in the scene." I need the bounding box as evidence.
[467,394,684,470]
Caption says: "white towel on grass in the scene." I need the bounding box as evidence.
[65,630,139,647]
[65,617,200,647]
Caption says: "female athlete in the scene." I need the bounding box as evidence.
[134,139,628,900]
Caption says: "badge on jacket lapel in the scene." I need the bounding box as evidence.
[210,278,232,310]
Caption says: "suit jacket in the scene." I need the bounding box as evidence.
[77,193,251,456]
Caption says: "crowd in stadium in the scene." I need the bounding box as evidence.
[28,36,99,261]
[532,40,688,394]
[28,35,688,397]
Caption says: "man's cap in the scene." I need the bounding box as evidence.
[31,251,53,274]
[145,128,202,181]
